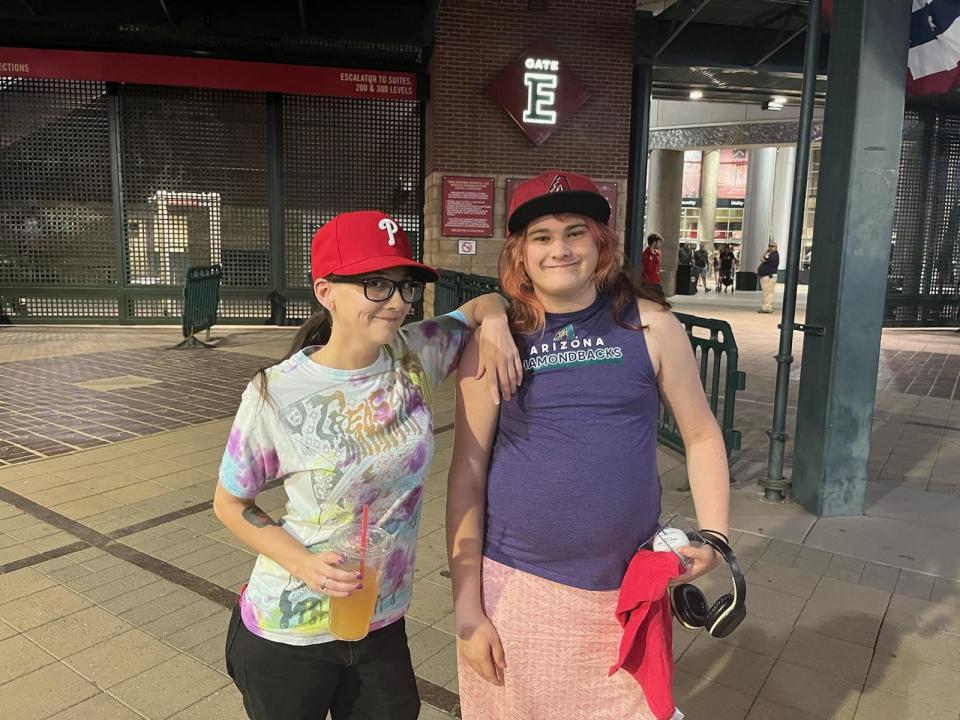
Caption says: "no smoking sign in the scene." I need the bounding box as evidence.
[458,240,477,255]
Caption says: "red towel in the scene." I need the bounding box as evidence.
[609,549,685,720]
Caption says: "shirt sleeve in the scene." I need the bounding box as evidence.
[395,310,470,393]
[218,383,281,499]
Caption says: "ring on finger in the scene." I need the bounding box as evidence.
[320,577,327,590]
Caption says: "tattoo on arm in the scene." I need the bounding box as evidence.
[242,505,282,528]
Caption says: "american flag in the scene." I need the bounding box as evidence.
[823,0,960,96]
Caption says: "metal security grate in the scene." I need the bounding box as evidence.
[886,109,960,326]
[119,86,270,294]
[0,79,114,293]
[15,296,120,318]
[282,96,423,290]
[1,77,422,325]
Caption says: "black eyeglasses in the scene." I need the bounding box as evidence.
[329,277,425,303]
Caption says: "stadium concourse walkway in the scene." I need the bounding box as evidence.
[0,301,959,719]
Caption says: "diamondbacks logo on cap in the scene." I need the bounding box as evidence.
[378,217,399,246]
[547,175,570,193]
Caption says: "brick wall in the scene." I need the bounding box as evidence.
[422,0,635,316]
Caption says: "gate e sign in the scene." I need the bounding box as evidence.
[489,41,589,146]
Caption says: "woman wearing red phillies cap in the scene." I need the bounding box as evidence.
[213,210,521,720]
[447,171,731,719]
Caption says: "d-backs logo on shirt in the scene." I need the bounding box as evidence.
[524,322,623,374]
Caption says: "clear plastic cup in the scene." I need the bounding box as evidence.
[327,524,394,641]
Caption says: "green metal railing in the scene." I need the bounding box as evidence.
[659,312,746,457]
[433,269,504,315]
[435,270,745,457]
[175,264,223,349]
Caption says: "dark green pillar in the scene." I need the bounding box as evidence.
[791,0,912,516]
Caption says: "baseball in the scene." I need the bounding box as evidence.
[653,527,690,553]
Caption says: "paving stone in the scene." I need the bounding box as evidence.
[408,579,454,626]
[760,660,859,719]
[110,654,231,719]
[165,609,231,651]
[167,687,247,719]
[780,628,873,684]
[747,561,820,599]
[0,662,99,719]
[677,634,776,696]
[64,627,179,689]
[854,687,957,720]
[0,567,58,603]
[46,692,145,720]
[746,698,819,720]
[0,634,58,684]
[140,596,224,643]
[409,624,456,668]
[866,653,960,711]
[118,588,202,626]
[673,668,754,720]
[0,585,93,632]
[26,604,132,658]
[415,642,458,688]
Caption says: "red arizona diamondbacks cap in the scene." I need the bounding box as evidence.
[507,170,611,235]
[310,210,439,283]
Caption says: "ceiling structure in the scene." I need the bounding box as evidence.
[0,0,439,70]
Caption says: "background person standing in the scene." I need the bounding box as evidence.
[757,241,780,313]
[694,242,710,292]
[642,233,663,290]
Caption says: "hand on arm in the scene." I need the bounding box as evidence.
[647,307,730,583]
[446,336,506,685]
[457,293,523,405]
[213,486,361,597]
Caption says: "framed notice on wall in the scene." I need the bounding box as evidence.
[442,176,494,238]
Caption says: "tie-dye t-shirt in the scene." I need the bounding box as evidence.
[219,311,468,646]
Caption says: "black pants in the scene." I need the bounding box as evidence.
[225,605,421,720]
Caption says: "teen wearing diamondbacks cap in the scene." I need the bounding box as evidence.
[446,171,731,719]
[214,210,521,720]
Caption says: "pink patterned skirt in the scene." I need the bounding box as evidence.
[457,557,675,720]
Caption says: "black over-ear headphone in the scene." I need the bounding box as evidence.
[670,529,746,638]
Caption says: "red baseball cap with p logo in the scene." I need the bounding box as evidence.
[310,210,439,282]
[507,169,611,235]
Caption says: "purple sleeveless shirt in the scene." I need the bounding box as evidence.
[484,294,662,591]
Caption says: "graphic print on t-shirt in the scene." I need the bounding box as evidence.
[523,321,624,374]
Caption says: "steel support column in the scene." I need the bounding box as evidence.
[790,0,912,515]
[106,83,128,322]
[266,94,286,313]
[626,63,652,268]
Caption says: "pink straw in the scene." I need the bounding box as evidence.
[359,504,369,576]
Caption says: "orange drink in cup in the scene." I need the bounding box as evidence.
[328,523,394,641]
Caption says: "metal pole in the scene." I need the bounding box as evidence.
[106,83,129,323]
[761,0,820,502]
[266,94,286,321]
[626,62,652,267]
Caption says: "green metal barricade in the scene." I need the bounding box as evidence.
[434,269,462,316]
[176,264,222,349]
[658,312,746,457]
[459,272,504,302]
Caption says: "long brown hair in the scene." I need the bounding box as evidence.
[253,306,332,403]
[499,215,670,335]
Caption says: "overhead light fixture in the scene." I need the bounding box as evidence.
[689,90,703,100]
